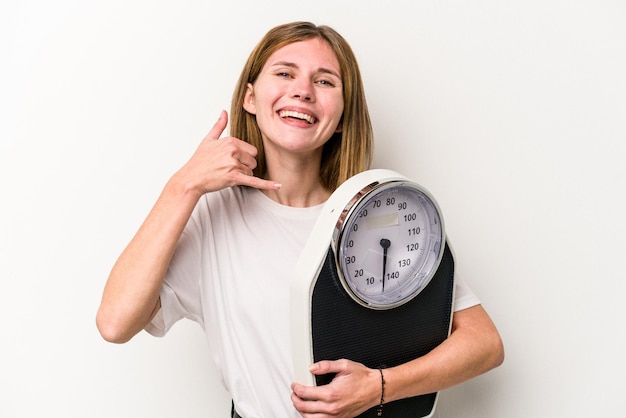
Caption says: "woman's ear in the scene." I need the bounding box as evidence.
[335,118,343,133]
[243,83,256,115]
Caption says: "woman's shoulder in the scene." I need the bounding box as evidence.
[199,186,250,208]
[198,186,323,222]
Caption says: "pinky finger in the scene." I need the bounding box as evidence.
[234,172,281,191]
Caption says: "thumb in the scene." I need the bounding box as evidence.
[205,110,228,140]
[309,360,345,376]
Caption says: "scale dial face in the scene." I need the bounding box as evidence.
[334,180,445,309]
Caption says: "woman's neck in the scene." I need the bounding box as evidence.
[261,182,330,207]
[261,154,330,207]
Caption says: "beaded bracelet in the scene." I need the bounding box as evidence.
[377,367,385,416]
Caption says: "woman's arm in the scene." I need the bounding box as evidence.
[95,176,203,344]
[96,111,279,343]
[291,304,504,418]
[382,304,504,400]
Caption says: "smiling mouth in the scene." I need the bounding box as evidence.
[278,110,317,124]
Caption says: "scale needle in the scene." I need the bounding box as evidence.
[380,238,391,293]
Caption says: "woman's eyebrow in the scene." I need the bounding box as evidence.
[269,61,341,79]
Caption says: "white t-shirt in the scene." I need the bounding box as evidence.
[146,186,480,418]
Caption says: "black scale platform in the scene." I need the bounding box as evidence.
[310,243,455,417]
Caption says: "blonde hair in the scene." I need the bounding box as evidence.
[230,21,373,191]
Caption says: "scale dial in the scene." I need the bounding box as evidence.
[334,180,445,309]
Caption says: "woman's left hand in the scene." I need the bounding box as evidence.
[291,359,380,418]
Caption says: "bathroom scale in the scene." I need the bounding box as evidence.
[291,169,456,417]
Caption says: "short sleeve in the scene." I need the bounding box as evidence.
[144,284,185,337]
[143,199,208,336]
[453,273,481,312]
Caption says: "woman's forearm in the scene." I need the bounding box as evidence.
[384,304,504,401]
[96,174,202,343]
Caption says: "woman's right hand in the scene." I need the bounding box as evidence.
[97,110,278,344]
[175,110,280,196]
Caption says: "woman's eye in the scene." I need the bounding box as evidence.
[317,79,335,87]
[276,72,291,78]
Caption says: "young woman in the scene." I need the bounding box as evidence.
[97,21,504,418]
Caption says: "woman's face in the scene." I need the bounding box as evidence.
[243,38,344,159]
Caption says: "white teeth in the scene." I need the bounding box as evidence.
[279,110,316,124]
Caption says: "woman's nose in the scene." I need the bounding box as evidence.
[291,80,314,102]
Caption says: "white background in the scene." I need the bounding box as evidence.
[1,1,625,417]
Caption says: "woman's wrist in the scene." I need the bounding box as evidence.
[376,367,385,416]
[166,168,209,204]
